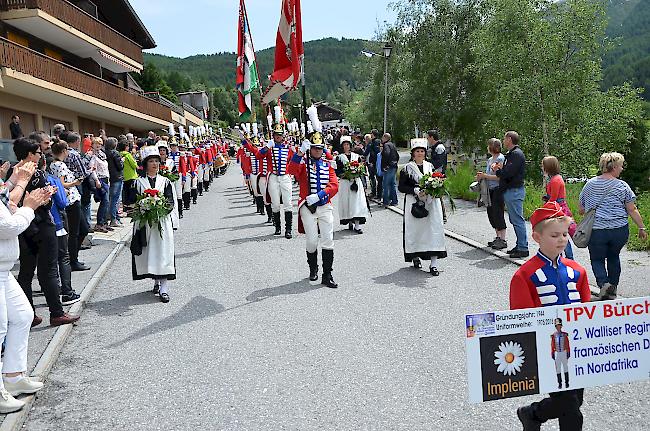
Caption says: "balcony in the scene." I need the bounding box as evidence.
[0,37,172,125]
[0,0,144,70]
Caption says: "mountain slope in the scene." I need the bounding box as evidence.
[144,38,367,100]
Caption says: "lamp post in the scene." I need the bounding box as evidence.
[382,43,392,133]
[361,43,393,133]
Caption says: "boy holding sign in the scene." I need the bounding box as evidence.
[510,202,592,430]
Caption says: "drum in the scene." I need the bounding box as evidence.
[215,154,226,168]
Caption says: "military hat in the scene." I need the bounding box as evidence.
[272,123,285,135]
[309,131,325,148]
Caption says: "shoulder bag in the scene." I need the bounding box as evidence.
[572,182,616,248]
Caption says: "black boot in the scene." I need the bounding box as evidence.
[256,197,265,215]
[273,212,282,235]
[266,205,273,223]
[284,211,293,239]
[191,189,197,204]
[307,251,318,281]
[183,192,191,210]
[321,249,338,288]
[197,181,203,196]
[557,373,562,389]
[564,372,569,388]
[203,181,209,192]
[177,199,183,219]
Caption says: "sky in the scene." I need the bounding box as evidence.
[128,0,396,58]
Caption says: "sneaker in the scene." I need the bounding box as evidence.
[491,238,508,250]
[61,293,81,306]
[507,246,518,254]
[0,389,24,414]
[517,407,541,431]
[487,237,499,247]
[509,249,530,259]
[3,376,44,397]
[50,313,80,326]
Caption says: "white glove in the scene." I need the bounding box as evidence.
[413,187,420,195]
[300,140,311,154]
[266,140,274,149]
[306,193,319,205]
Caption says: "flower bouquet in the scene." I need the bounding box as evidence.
[418,172,456,211]
[129,188,173,237]
[158,165,179,182]
[342,160,367,192]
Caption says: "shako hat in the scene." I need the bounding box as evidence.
[272,123,285,135]
[309,131,325,149]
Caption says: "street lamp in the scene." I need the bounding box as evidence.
[360,42,393,133]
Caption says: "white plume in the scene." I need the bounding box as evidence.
[168,123,175,136]
[274,106,282,123]
[307,105,322,133]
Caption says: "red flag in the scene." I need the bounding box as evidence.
[261,0,303,104]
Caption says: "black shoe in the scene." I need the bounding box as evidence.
[491,238,508,250]
[487,237,498,247]
[152,283,160,295]
[61,293,81,306]
[509,249,530,259]
[516,407,541,431]
[179,214,184,219]
[322,273,338,288]
[160,292,170,303]
[79,244,91,251]
[353,228,363,234]
[70,262,90,272]
[430,267,440,276]
[413,258,422,269]
[285,231,292,239]
[507,246,518,254]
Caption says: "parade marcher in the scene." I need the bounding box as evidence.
[236,140,253,200]
[203,143,213,191]
[131,146,175,303]
[168,140,183,219]
[335,135,368,233]
[249,137,266,216]
[398,140,447,275]
[257,123,294,238]
[158,141,180,230]
[287,132,339,288]
[179,142,192,212]
[190,146,199,205]
[510,202,591,431]
[243,138,274,223]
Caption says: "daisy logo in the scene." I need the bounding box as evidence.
[494,341,525,376]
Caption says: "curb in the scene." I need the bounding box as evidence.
[0,231,132,431]
[371,198,601,297]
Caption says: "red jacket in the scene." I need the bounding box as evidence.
[510,252,591,310]
[287,153,338,207]
[236,146,252,175]
[243,142,272,175]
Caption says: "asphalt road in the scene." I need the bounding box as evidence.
[23,167,650,430]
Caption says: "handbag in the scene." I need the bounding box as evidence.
[411,195,429,219]
[573,182,616,248]
[129,226,147,256]
[350,180,359,192]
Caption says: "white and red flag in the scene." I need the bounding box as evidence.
[261,0,303,105]
[236,0,259,120]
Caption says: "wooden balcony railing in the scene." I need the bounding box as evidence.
[0,0,144,63]
[0,37,171,122]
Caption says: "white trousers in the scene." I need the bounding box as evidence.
[203,165,210,182]
[259,175,269,205]
[250,174,260,197]
[0,272,33,378]
[197,164,204,183]
[554,351,569,374]
[182,178,191,193]
[191,175,198,190]
[300,203,334,253]
[268,174,293,213]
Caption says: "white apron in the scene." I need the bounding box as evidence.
[402,161,446,260]
[132,175,176,280]
[165,159,180,229]
[336,153,368,224]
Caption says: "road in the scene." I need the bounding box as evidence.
[23,166,650,430]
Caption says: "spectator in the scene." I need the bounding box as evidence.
[426,130,447,173]
[105,137,124,227]
[12,138,79,327]
[46,170,81,305]
[119,140,138,208]
[579,152,647,300]
[542,156,575,259]
[494,131,528,258]
[52,123,66,138]
[364,130,382,198]
[81,133,93,154]
[63,132,92,269]
[0,166,49,412]
[476,138,507,250]
[87,138,110,232]
[9,115,22,140]
[380,133,399,207]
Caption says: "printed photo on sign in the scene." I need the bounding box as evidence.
[466,313,495,338]
[479,332,540,401]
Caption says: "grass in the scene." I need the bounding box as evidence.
[446,162,650,251]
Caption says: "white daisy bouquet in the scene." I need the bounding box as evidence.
[129,188,173,236]
[418,172,455,210]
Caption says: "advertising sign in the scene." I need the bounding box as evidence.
[465,297,650,403]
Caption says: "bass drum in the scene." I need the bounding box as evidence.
[214,154,226,168]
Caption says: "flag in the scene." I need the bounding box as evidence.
[261,0,303,105]
[237,0,259,121]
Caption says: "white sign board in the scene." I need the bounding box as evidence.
[465,297,650,403]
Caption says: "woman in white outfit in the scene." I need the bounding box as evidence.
[398,140,447,275]
[0,161,47,413]
[131,146,176,303]
[335,136,368,233]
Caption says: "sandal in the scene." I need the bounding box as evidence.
[430,267,440,276]
[413,258,422,269]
